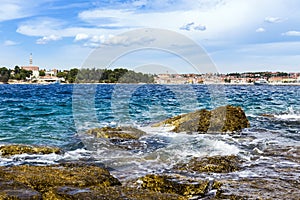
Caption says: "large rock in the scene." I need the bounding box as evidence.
[86,126,146,140]
[0,144,61,157]
[152,105,250,133]
[175,155,242,173]
[0,163,189,200]
[44,185,186,200]
[85,126,146,151]
[0,163,121,194]
[0,180,42,200]
[138,174,217,197]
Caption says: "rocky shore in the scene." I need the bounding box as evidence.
[2,105,298,199]
[0,144,240,199]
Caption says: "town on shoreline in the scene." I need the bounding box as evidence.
[1,65,300,85]
[1,54,299,85]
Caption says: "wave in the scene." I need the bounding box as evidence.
[275,106,300,120]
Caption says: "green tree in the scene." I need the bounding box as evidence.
[57,71,67,78]
[19,69,32,80]
[14,66,20,74]
[0,67,10,83]
[67,68,79,83]
[39,70,46,76]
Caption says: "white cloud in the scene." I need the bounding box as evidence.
[36,35,61,44]
[3,40,19,46]
[82,34,155,48]
[180,22,194,31]
[0,0,51,22]
[282,31,300,36]
[15,0,296,49]
[180,22,206,31]
[264,16,285,23]
[256,27,266,32]
[74,33,90,41]
[194,24,206,31]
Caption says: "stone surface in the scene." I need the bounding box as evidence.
[175,155,242,173]
[86,126,146,140]
[44,186,187,200]
[85,126,147,151]
[153,105,250,133]
[138,174,213,197]
[0,180,42,200]
[0,164,188,200]
[214,178,300,200]
[0,163,120,197]
[0,144,61,157]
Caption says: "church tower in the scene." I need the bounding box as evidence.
[29,53,33,65]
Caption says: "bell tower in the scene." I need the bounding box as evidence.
[29,53,33,65]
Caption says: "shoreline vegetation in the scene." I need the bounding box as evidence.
[1,66,300,85]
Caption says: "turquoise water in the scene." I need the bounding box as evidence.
[0,84,299,197]
[0,84,299,147]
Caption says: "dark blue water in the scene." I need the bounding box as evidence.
[0,84,299,148]
[0,84,299,198]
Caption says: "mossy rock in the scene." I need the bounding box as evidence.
[86,126,146,140]
[175,155,242,173]
[0,164,120,194]
[0,144,61,157]
[138,174,210,197]
[44,185,187,200]
[152,105,250,133]
[0,179,42,200]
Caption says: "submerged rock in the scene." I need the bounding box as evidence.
[85,126,147,151]
[0,144,61,157]
[138,174,213,197]
[175,155,242,173]
[86,126,146,140]
[153,105,250,133]
[260,113,275,118]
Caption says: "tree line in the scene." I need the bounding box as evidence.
[0,66,33,83]
[75,68,154,83]
[0,66,154,84]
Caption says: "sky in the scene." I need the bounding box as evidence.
[1,0,300,73]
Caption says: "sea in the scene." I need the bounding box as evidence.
[0,84,299,198]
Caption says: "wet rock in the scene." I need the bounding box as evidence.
[215,178,300,200]
[153,105,250,133]
[86,126,146,140]
[260,113,275,118]
[175,155,241,173]
[0,180,42,200]
[44,186,186,200]
[138,174,211,197]
[0,164,121,194]
[85,126,147,151]
[0,144,61,157]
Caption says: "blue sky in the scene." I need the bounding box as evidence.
[1,0,300,73]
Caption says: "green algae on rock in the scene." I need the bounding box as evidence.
[138,174,212,197]
[44,185,187,200]
[0,163,188,200]
[0,179,42,200]
[175,155,242,173]
[152,105,250,133]
[0,144,61,157]
[86,126,146,140]
[0,163,121,199]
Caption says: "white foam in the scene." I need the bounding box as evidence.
[275,114,300,120]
